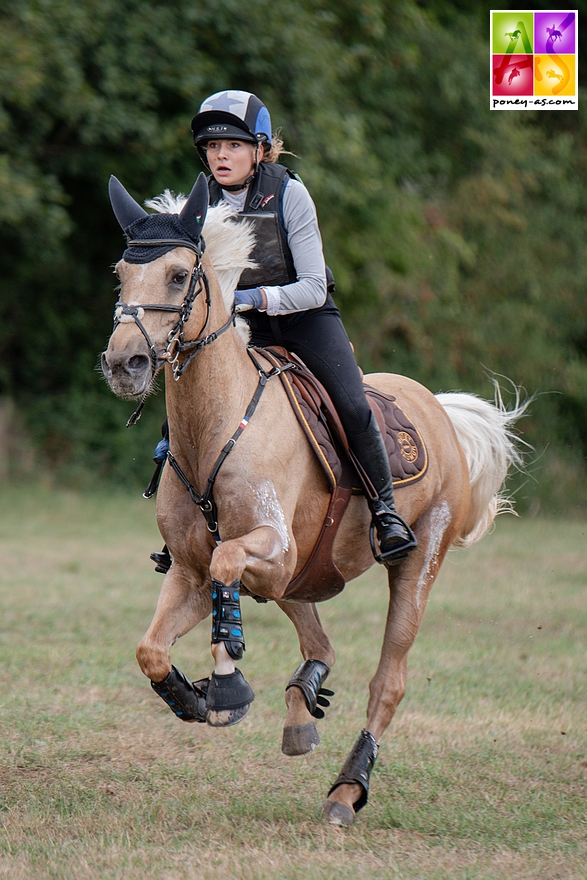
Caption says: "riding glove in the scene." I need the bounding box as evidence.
[234,287,265,312]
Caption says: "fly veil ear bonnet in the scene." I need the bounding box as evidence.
[108,173,209,263]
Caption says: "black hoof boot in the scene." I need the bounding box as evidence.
[282,660,334,756]
[150,545,172,574]
[326,728,378,815]
[205,669,255,727]
[285,660,334,719]
[370,502,418,566]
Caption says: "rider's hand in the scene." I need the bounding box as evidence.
[234,287,266,312]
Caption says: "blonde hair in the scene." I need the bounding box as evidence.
[262,129,297,164]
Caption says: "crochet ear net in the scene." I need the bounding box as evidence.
[108,173,208,240]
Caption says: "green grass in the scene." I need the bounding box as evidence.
[0,487,585,879]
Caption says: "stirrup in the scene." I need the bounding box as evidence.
[369,511,418,567]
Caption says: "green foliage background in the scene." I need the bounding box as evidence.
[1,0,586,513]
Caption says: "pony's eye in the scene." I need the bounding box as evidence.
[172,272,188,285]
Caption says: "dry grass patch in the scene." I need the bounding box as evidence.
[0,488,585,878]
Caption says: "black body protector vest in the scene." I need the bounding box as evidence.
[208,163,299,290]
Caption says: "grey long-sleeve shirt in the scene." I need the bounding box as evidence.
[220,177,328,315]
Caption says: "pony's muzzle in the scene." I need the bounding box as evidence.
[101,347,152,397]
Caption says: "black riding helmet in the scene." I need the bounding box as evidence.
[191,90,272,181]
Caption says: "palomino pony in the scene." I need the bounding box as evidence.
[102,174,525,826]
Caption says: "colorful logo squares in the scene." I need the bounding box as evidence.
[490,11,578,109]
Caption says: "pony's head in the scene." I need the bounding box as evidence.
[101,175,255,400]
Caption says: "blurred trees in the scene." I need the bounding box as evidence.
[0,0,586,511]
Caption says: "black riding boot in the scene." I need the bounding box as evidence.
[150,545,172,574]
[147,418,172,574]
[349,412,417,566]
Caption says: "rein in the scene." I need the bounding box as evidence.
[112,236,234,426]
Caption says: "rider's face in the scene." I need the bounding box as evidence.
[204,139,261,189]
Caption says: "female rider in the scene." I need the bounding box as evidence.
[189,89,416,567]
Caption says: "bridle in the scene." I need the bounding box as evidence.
[112,237,235,425]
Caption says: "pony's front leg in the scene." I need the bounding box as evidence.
[205,525,294,727]
[136,563,212,723]
[137,563,210,681]
[276,601,336,756]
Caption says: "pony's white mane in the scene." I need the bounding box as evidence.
[145,190,257,342]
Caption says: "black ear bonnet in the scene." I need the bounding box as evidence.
[122,214,204,264]
[108,173,208,264]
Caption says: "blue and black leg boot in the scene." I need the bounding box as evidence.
[206,578,254,720]
[211,579,245,660]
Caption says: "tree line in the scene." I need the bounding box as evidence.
[1,0,586,512]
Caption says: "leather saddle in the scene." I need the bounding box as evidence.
[254,348,428,601]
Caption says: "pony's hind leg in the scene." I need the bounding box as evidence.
[323,502,457,825]
[276,601,336,756]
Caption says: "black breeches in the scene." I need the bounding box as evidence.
[245,296,372,438]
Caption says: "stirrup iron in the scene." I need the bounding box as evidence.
[369,505,418,567]
[150,545,172,574]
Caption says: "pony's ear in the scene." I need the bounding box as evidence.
[108,176,148,230]
[179,172,208,240]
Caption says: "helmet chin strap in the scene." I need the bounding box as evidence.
[219,175,256,193]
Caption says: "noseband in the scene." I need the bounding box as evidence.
[112,237,235,425]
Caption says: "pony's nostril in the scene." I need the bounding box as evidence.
[101,352,112,377]
[128,354,150,373]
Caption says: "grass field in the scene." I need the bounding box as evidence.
[0,487,585,879]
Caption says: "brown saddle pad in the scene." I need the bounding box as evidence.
[365,386,429,488]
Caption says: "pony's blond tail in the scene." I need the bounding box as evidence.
[436,384,530,549]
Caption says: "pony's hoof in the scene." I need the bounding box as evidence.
[322,799,355,826]
[206,703,251,727]
[282,723,320,756]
